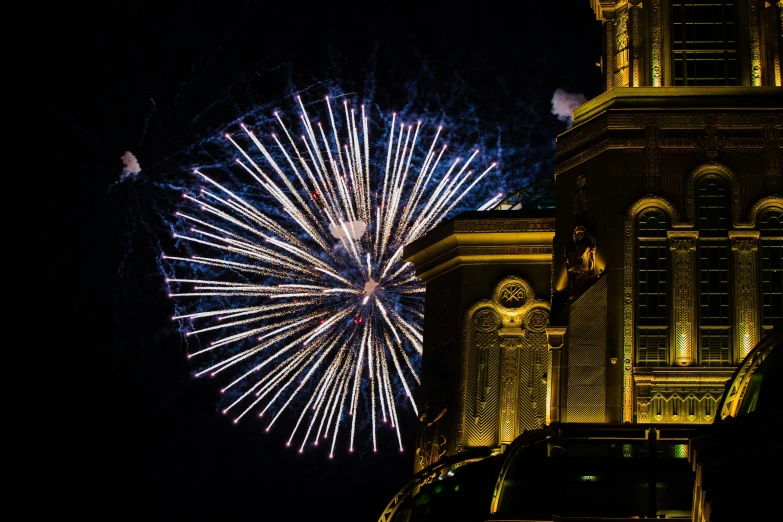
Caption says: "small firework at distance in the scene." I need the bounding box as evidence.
[165,95,496,457]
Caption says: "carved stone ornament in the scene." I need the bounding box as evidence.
[524,308,550,333]
[555,113,781,178]
[731,237,757,253]
[614,5,630,88]
[457,276,550,452]
[499,283,526,309]
[650,0,662,86]
[729,230,761,358]
[637,397,651,423]
[473,308,502,332]
[748,0,762,86]
[545,327,566,349]
[669,230,699,365]
[564,225,597,291]
[492,276,536,315]
[629,1,642,87]
[695,126,727,160]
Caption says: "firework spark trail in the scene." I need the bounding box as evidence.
[166,96,495,455]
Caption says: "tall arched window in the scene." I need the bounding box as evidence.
[697,175,732,366]
[636,208,670,365]
[759,208,783,337]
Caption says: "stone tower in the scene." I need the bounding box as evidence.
[404,0,782,475]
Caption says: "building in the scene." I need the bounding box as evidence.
[382,1,782,520]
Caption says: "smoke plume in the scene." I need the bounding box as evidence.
[550,89,587,128]
[328,220,367,240]
[120,151,142,180]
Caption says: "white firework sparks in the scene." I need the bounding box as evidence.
[165,95,495,457]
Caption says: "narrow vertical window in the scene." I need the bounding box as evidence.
[636,208,670,365]
[759,208,783,336]
[697,175,732,365]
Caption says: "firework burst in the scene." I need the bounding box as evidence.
[165,95,495,457]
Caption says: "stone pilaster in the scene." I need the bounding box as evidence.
[603,9,616,90]
[729,230,761,360]
[629,0,643,87]
[668,231,699,365]
[748,0,762,86]
[614,4,630,88]
[498,332,522,445]
[650,0,663,86]
[545,327,566,425]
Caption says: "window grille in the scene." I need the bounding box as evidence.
[636,209,669,365]
[672,1,739,86]
[759,208,783,336]
[697,176,732,365]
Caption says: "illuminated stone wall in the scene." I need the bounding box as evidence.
[555,87,782,424]
[403,212,555,472]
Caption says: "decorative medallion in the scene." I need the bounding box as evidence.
[523,308,549,332]
[499,283,526,308]
[473,308,501,332]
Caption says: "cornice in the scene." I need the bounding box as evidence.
[571,87,783,127]
[403,211,556,280]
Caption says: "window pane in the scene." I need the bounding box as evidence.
[636,209,670,365]
[697,175,731,365]
[697,175,730,237]
[671,1,739,86]
[759,208,783,335]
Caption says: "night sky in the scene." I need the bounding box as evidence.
[46,2,601,519]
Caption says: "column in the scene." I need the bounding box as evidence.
[545,327,566,425]
[729,230,761,360]
[668,231,698,366]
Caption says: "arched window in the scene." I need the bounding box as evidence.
[636,208,670,365]
[759,208,783,336]
[696,175,732,366]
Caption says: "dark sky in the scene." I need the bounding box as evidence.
[45,2,601,520]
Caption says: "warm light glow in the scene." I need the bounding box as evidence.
[676,331,691,363]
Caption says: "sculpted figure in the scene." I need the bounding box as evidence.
[564,225,596,290]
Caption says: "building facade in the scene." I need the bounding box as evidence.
[402,0,782,478]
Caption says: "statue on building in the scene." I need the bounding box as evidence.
[564,225,596,290]
[416,404,447,470]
